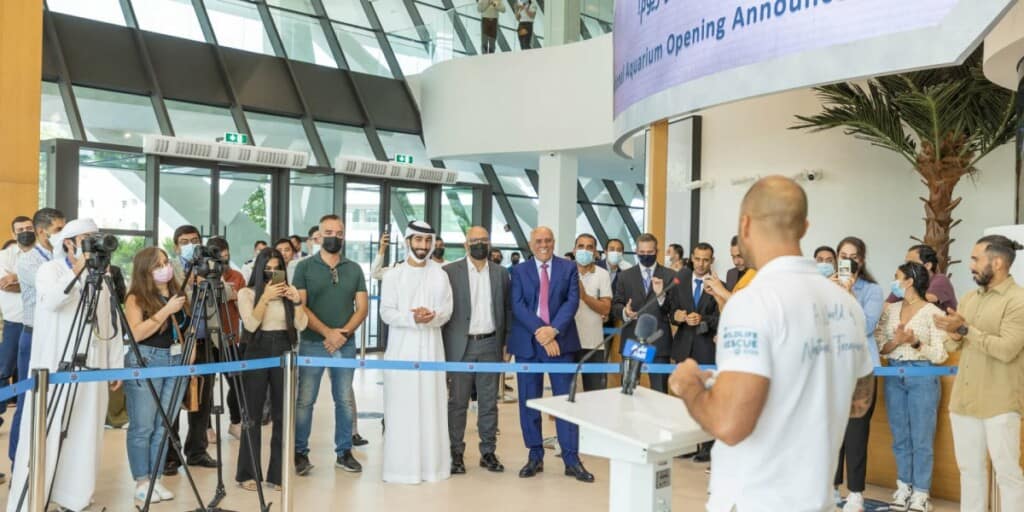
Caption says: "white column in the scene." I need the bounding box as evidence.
[538,152,578,255]
[544,0,581,47]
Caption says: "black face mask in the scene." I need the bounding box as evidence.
[322,236,343,254]
[469,243,489,261]
[638,254,657,267]
[434,247,445,258]
[16,231,36,247]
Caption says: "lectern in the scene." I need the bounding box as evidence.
[528,387,713,512]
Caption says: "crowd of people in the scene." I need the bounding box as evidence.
[0,175,1022,510]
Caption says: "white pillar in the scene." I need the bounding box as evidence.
[545,0,581,47]
[538,152,578,255]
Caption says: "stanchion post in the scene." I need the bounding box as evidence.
[28,368,49,512]
[359,325,367,360]
[280,351,297,512]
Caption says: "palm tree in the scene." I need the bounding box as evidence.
[791,49,1018,273]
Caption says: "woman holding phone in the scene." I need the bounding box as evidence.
[124,248,189,504]
[235,248,307,490]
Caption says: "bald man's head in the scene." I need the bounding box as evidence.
[466,226,489,240]
[740,176,808,242]
[530,226,555,262]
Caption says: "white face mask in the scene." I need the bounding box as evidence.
[607,251,623,266]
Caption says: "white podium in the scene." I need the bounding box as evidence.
[528,387,713,512]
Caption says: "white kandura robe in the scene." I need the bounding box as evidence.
[379,260,454,484]
[7,260,123,512]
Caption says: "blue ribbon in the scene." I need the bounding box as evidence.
[46,357,281,385]
[0,377,35,402]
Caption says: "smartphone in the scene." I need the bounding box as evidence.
[270,270,286,285]
[383,224,390,234]
[838,259,852,284]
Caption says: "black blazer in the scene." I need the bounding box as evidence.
[665,267,720,364]
[611,264,674,359]
[441,259,511,362]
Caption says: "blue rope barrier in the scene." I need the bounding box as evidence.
[0,377,35,402]
[46,357,281,385]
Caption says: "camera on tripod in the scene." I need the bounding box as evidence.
[188,243,226,279]
[81,233,118,271]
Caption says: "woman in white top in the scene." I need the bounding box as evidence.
[235,248,307,491]
[514,0,537,49]
[875,261,948,512]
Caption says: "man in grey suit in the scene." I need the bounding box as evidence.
[442,226,510,475]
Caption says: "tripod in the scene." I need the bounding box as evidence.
[12,259,208,512]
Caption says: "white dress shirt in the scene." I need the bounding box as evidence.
[467,258,495,335]
[0,244,25,323]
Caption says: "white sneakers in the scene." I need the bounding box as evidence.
[842,492,865,512]
[134,480,174,504]
[908,491,932,512]
[891,481,913,511]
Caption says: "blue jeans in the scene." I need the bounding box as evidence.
[124,345,185,481]
[295,340,356,455]
[0,321,22,384]
[884,359,940,491]
[9,328,32,462]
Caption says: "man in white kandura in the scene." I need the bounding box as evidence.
[8,219,123,512]
[669,176,876,512]
[379,220,454,484]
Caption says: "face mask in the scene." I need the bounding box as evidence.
[638,254,656,267]
[311,243,322,254]
[469,242,489,261]
[817,262,835,278]
[16,231,35,247]
[890,280,906,299]
[434,247,445,259]
[575,249,594,266]
[180,243,197,261]
[322,236,342,254]
[607,251,623,266]
[153,264,174,284]
[665,254,674,265]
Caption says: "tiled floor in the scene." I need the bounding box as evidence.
[0,368,960,511]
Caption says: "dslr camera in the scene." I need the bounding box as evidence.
[81,234,119,271]
[188,244,226,279]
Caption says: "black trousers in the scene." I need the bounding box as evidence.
[575,349,607,391]
[226,344,245,425]
[236,331,290,485]
[481,18,498,54]
[517,21,533,49]
[834,387,877,492]
[648,356,671,393]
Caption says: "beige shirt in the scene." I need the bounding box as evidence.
[575,265,612,349]
[946,277,1024,418]
[875,301,948,364]
[238,287,308,333]
[466,258,495,335]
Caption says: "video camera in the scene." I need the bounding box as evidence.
[81,233,119,271]
[187,243,226,279]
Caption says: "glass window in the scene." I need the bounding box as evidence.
[594,205,635,252]
[78,148,147,231]
[344,181,383,273]
[316,122,376,165]
[440,186,473,243]
[322,0,370,27]
[268,0,316,15]
[220,171,273,267]
[158,164,211,254]
[458,14,482,53]
[110,235,149,276]
[48,0,126,25]
[617,181,645,208]
[581,15,605,39]
[576,204,595,239]
[244,111,314,155]
[387,34,432,75]
[40,82,74,140]
[270,7,338,67]
[581,177,613,203]
[165,100,237,142]
[38,151,48,208]
[333,23,394,78]
[74,86,161,146]
[290,171,333,236]
[417,3,465,54]
[372,0,415,33]
[206,0,275,55]
[377,130,428,164]
[389,186,428,236]
[443,160,485,184]
[134,0,205,42]
[489,197,517,247]
[629,207,644,232]
[493,166,536,197]
[507,196,538,233]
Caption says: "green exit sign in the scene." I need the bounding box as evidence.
[395,154,414,164]
[223,132,249,144]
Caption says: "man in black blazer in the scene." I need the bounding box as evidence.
[441,227,510,475]
[666,242,720,462]
[611,233,674,393]
[724,235,750,291]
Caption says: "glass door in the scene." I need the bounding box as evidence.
[218,168,273,268]
[158,163,214,256]
[344,181,384,352]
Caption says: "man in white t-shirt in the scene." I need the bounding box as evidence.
[573,233,612,391]
[669,176,875,512]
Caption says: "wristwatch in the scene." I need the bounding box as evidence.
[956,325,969,337]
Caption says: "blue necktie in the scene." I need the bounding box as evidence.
[643,268,651,295]
[693,279,703,307]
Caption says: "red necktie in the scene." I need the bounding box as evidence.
[539,262,550,324]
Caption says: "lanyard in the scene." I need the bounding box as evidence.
[35,246,51,262]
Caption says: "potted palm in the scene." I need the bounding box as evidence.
[792,49,1018,273]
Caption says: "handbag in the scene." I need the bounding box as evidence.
[169,312,202,412]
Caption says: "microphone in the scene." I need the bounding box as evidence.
[565,275,681,402]
[621,313,661,395]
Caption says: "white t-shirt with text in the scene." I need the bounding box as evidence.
[707,256,874,512]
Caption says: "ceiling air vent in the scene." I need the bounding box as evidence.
[336,157,458,185]
[143,135,311,169]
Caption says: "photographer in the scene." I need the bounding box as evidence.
[236,248,306,490]
[7,219,122,512]
[206,237,247,440]
[123,248,189,504]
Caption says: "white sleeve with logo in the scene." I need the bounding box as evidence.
[715,291,773,379]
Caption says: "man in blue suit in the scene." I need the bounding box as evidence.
[509,226,594,483]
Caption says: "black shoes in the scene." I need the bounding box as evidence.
[336,450,363,473]
[518,459,544,478]
[352,434,369,447]
[186,453,218,468]
[295,453,314,476]
[480,453,505,473]
[564,463,595,483]
[694,444,712,463]
[451,453,467,474]
[163,460,181,476]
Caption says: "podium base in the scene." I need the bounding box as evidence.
[609,458,673,512]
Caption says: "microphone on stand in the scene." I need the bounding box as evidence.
[621,314,661,395]
[566,276,681,403]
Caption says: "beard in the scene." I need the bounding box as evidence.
[972,264,994,287]
[411,248,430,260]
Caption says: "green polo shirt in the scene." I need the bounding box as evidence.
[293,253,367,343]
